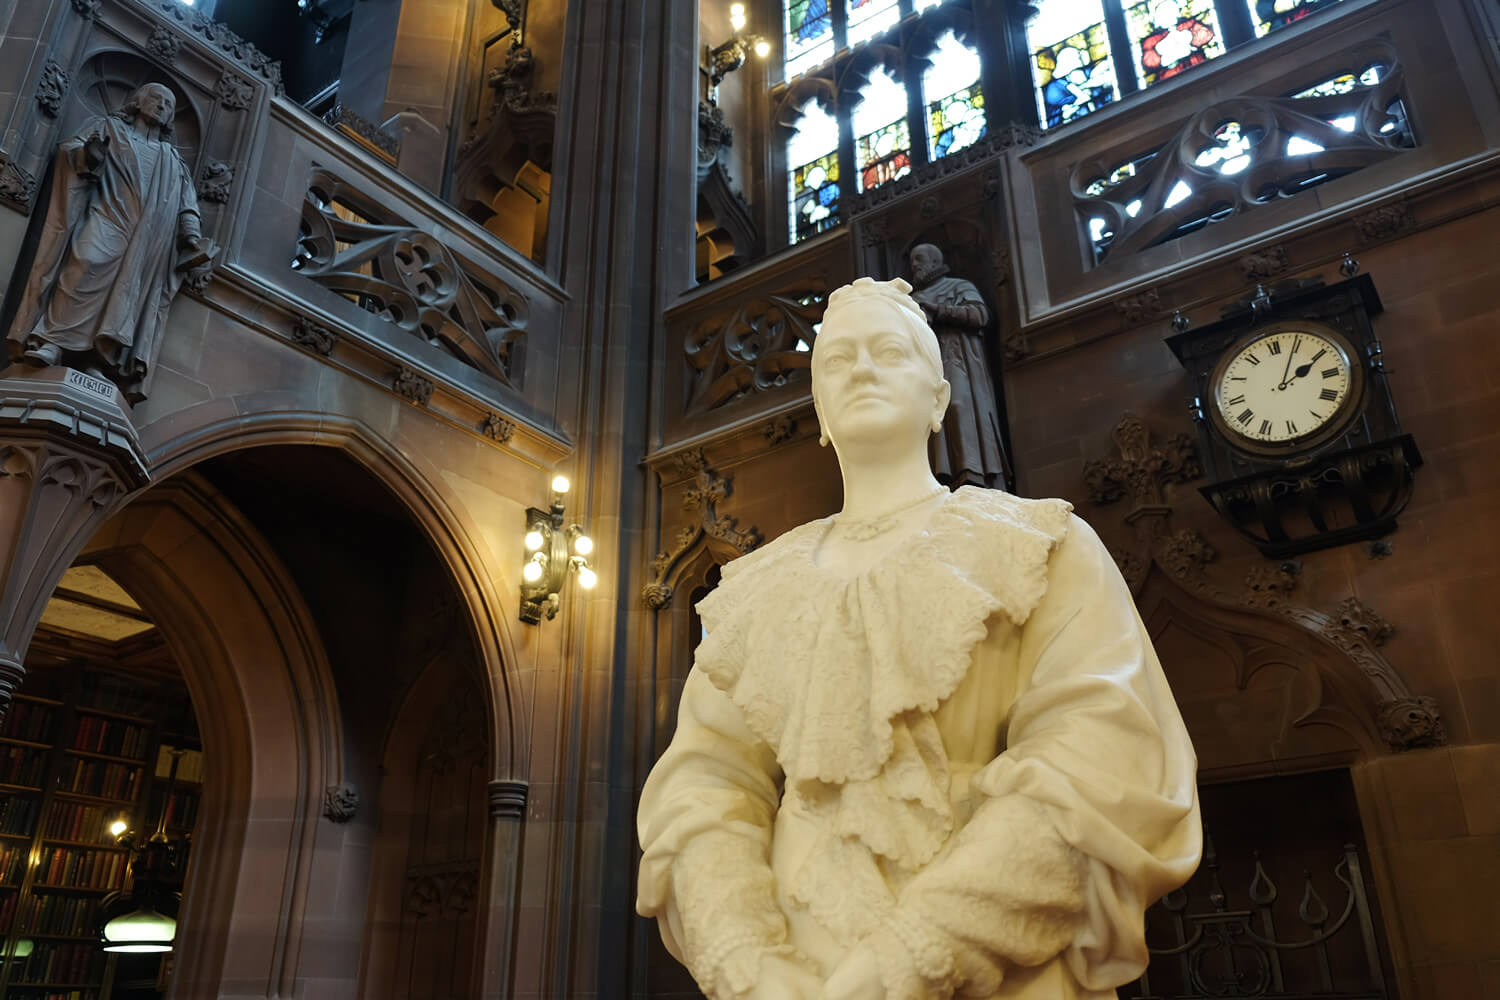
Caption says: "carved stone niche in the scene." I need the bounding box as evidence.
[641,448,761,612]
[1083,412,1444,769]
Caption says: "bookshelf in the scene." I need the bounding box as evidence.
[0,667,167,1000]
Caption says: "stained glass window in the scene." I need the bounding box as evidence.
[1249,0,1346,37]
[1026,0,1119,129]
[787,100,841,242]
[1122,0,1226,88]
[785,0,834,78]
[847,0,901,47]
[852,69,911,192]
[923,32,985,160]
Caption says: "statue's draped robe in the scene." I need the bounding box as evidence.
[912,276,1009,490]
[9,114,199,401]
[638,489,1201,1000]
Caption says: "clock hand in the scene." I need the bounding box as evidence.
[1285,361,1314,384]
[1278,344,1295,390]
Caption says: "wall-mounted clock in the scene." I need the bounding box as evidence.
[1166,273,1421,558]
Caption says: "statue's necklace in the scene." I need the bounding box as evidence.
[835,487,947,542]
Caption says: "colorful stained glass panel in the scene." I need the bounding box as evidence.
[1250,0,1347,37]
[1029,24,1118,128]
[928,86,986,159]
[855,118,912,191]
[847,0,901,46]
[785,0,834,78]
[791,151,841,242]
[1122,0,1226,89]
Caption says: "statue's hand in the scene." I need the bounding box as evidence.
[824,946,886,1000]
[747,954,825,1000]
[82,132,109,176]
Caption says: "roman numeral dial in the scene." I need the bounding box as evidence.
[1214,329,1353,445]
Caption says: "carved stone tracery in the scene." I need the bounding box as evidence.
[1087,412,1442,754]
[683,284,826,414]
[295,172,529,385]
[643,450,761,610]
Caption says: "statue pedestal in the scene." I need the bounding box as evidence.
[0,366,150,714]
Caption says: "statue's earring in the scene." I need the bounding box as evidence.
[930,417,943,433]
[819,431,830,447]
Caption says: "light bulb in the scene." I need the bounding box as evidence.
[109,819,128,838]
[754,39,770,58]
[524,530,545,552]
[551,475,571,495]
[573,534,594,556]
[577,567,598,590]
[730,3,746,30]
[522,560,544,583]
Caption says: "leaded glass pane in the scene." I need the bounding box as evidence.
[923,31,985,160]
[1121,0,1226,89]
[852,69,911,192]
[787,100,840,242]
[1026,0,1119,129]
[847,0,901,46]
[785,0,834,78]
[1249,0,1347,37]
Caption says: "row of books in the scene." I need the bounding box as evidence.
[148,787,199,832]
[15,891,100,937]
[58,759,139,802]
[5,993,99,1000]
[0,842,29,884]
[32,847,125,892]
[0,702,56,745]
[40,802,119,847]
[0,796,42,835]
[67,716,150,762]
[7,940,101,987]
[0,747,46,789]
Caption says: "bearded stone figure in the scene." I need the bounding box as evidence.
[6,82,216,403]
[637,277,1201,1000]
[909,243,1009,491]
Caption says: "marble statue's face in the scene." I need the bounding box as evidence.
[813,299,946,449]
[136,86,175,126]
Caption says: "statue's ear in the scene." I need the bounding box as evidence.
[934,379,952,422]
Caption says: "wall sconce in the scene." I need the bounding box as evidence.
[708,3,772,95]
[520,475,597,624]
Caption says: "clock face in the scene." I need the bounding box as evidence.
[1215,329,1355,445]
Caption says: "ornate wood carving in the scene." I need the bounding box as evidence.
[295,170,530,384]
[1088,412,1443,755]
[1115,288,1165,326]
[683,282,826,414]
[1353,199,1413,244]
[1238,245,1289,282]
[643,449,761,610]
[146,25,181,62]
[762,415,797,446]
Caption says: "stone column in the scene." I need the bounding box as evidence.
[479,778,527,999]
[0,367,149,716]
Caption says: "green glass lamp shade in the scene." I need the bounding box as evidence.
[102,906,176,953]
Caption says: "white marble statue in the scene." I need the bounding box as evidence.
[637,277,1202,1000]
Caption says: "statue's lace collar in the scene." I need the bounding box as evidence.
[694,486,1072,873]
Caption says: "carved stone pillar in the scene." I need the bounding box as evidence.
[0,367,149,716]
[479,779,527,999]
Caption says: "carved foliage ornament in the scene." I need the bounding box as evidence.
[1086,411,1443,754]
[0,155,36,209]
[323,783,359,822]
[147,26,182,62]
[1083,412,1201,507]
[215,71,254,111]
[1352,199,1412,244]
[291,318,337,356]
[393,366,434,405]
[683,284,826,414]
[482,412,515,443]
[199,161,234,204]
[148,1,285,93]
[295,173,529,385]
[642,449,761,610]
[36,61,69,118]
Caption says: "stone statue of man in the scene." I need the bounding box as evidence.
[909,243,1010,490]
[6,82,216,403]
